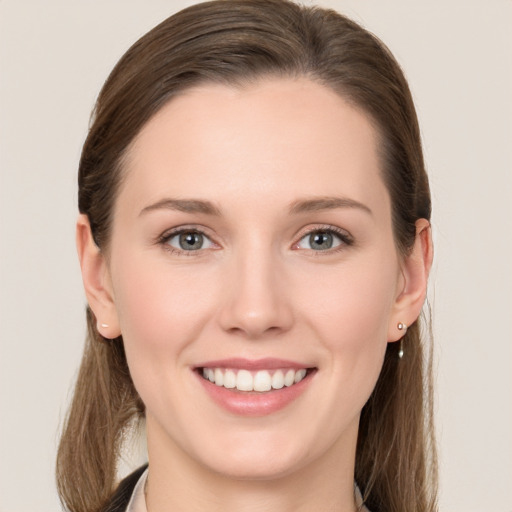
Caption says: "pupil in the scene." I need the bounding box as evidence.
[179,232,203,250]
[310,232,332,250]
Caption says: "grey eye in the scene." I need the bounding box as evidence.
[296,230,343,251]
[167,231,213,251]
[311,232,334,250]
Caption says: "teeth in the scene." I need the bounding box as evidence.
[294,368,307,383]
[236,370,253,391]
[214,368,224,387]
[223,369,236,389]
[202,367,309,392]
[253,370,272,392]
[284,369,295,387]
[271,370,284,390]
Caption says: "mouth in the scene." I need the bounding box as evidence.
[193,358,317,415]
[197,366,314,393]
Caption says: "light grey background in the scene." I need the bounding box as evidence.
[1,1,511,511]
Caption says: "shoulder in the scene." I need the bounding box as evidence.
[101,465,149,512]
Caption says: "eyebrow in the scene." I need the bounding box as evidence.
[139,195,372,217]
[139,198,221,217]
[288,196,373,216]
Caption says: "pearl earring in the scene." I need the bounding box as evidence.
[100,323,109,328]
[398,340,404,359]
[397,322,407,359]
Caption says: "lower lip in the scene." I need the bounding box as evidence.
[196,370,315,417]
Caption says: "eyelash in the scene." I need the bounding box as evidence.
[157,226,216,256]
[295,225,354,254]
[157,225,354,256]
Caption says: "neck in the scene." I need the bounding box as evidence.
[145,418,359,512]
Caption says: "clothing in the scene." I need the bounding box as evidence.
[101,465,148,512]
[125,467,149,512]
[103,465,370,512]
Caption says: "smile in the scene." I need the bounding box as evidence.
[195,358,316,416]
[201,367,309,392]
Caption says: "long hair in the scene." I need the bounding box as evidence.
[57,1,437,511]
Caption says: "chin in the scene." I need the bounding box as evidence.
[189,427,317,481]
[204,451,305,482]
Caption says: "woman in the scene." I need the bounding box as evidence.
[56,0,437,511]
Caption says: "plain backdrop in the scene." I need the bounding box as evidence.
[1,1,511,511]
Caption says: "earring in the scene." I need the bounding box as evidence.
[100,322,109,328]
[397,322,407,359]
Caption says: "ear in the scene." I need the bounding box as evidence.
[388,218,433,342]
[76,214,121,339]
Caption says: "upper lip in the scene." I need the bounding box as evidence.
[194,357,314,371]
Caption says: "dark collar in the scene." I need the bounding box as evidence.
[101,464,149,512]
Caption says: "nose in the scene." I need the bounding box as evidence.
[218,245,294,339]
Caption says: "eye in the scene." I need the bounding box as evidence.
[165,230,215,251]
[295,229,351,251]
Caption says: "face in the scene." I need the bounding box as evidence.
[104,78,406,479]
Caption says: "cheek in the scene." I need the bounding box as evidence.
[301,260,396,340]
[297,256,398,386]
[109,254,217,384]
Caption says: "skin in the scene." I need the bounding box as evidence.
[77,78,432,512]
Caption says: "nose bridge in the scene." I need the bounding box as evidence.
[218,235,293,338]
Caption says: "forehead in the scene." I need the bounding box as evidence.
[120,78,389,218]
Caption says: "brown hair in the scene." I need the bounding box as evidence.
[57,1,437,511]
